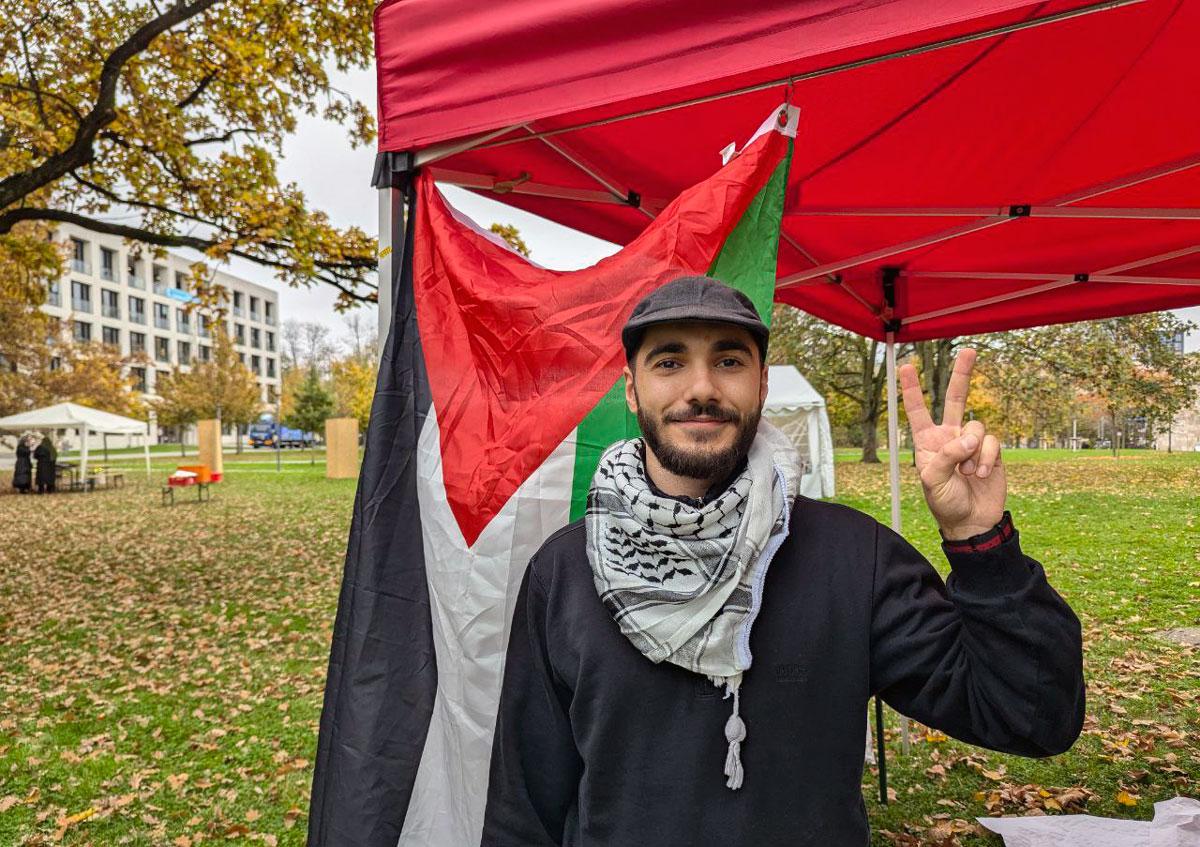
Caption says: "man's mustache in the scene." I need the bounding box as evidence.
[663,404,740,424]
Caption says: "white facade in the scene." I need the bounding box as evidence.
[1156,306,1200,452]
[43,223,282,407]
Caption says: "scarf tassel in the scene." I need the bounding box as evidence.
[722,682,746,790]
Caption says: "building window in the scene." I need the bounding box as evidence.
[71,238,89,274]
[128,295,146,325]
[250,327,260,348]
[199,345,211,362]
[232,290,243,317]
[130,331,146,354]
[264,301,275,325]
[74,320,92,342]
[156,369,170,390]
[131,367,147,392]
[46,280,61,307]
[155,336,170,363]
[198,314,210,338]
[238,352,245,363]
[178,341,191,364]
[177,307,190,333]
[235,323,245,344]
[266,357,276,378]
[249,296,260,321]
[101,288,120,319]
[100,247,116,281]
[175,271,189,292]
[1167,331,1185,354]
[250,354,261,373]
[154,302,170,330]
[265,330,275,352]
[71,280,92,313]
[102,326,120,348]
[152,265,166,295]
[127,257,144,289]
[50,356,62,372]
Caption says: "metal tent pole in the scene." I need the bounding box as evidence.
[884,331,911,757]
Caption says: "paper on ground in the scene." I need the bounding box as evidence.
[978,797,1200,847]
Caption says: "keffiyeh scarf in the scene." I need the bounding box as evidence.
[586,419,801,788]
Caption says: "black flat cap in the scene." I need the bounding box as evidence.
[622,275,769,362]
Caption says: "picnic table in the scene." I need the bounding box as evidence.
[161,464,221,506]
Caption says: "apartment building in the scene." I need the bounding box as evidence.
[1155,305,1200,452]
[42,223,282,408]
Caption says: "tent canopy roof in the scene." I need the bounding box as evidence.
[765,366,826,414]
[375,0,1200,342]
[0,402,148,435]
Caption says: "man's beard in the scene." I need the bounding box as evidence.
[637,399,760,482]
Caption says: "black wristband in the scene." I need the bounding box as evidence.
[940,510,1015,554]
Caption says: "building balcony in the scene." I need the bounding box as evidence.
[102,306,121,320]
[73,298,93,314]
[71,259,90,274]
[128,273,145,289]
[154,317,170,330]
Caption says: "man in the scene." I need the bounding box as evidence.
[481,275,1085,846]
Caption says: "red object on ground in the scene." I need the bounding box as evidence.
[167,475,196,487]
[374,0,1200,340]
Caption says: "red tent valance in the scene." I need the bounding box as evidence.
[374,0,1200,341]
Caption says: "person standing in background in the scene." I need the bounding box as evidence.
[33,433,57,494]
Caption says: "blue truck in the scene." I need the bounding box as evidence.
[247,419,316,449]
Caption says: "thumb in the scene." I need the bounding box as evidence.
[922,433,978,488]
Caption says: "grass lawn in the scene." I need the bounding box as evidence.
[1,450,1197,845]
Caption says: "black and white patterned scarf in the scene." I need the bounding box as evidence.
[586,419,800,788]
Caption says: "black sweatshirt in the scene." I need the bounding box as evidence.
[481,498,1085,847]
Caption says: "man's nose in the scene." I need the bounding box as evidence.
[682,364,720,406]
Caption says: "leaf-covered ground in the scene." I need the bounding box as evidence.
[0,449,1197,845]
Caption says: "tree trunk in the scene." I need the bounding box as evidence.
[861,415,880,463]
[859,338,885,463]
[916,338,956,424]
[236,424,243,454]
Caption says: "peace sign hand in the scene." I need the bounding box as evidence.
[898,348,1006,540]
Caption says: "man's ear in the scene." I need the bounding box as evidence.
[759,362,769,408]
[624,364,638,414]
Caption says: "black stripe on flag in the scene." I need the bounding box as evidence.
[308,180,436,846]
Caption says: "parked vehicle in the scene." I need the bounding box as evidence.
[248,420,316,448]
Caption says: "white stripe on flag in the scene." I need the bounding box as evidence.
[401,407,578,846]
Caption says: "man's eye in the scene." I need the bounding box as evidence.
[654,359,681,370]
[717,357,744,367]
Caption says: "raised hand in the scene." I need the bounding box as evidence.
[897,348,1006,540]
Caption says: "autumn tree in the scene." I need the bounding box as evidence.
[285,368,334,438]
[42,338,149,419]
[0,0,378,311]
[769,305,912,463]
[0,223,61,415]
[330,354,377,433]
[154,327,260,453]
[489,223,531,257]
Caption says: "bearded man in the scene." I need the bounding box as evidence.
[481,275,1085,847]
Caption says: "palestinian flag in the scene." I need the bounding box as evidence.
[308,107,797,847]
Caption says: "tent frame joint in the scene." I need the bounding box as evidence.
[625,190,641,208]
[1008,204,1032,217]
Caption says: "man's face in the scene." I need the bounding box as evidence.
[624,321,768,483]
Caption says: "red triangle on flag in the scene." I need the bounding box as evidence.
[413,131,788,546]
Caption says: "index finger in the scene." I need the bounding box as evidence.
[941,348,978,428]
[898,362,934,435]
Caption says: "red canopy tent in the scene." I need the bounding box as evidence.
[371,0,1200,576]
[348,0,1199,836]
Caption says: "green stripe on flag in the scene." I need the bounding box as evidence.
[568,142,793,520]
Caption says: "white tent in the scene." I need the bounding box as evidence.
[0,402,151,481]
[763,365,835,500]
